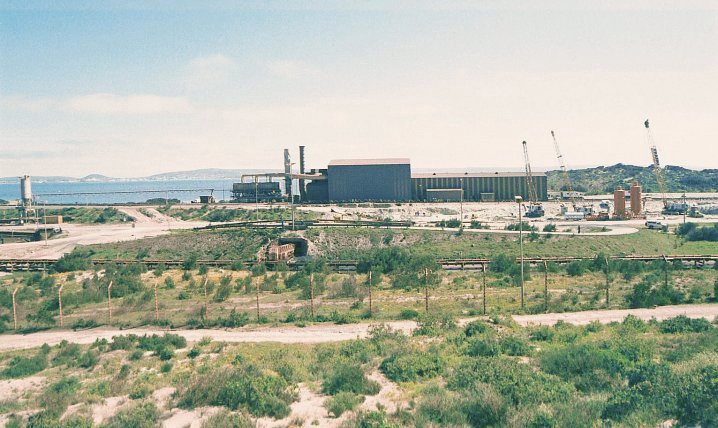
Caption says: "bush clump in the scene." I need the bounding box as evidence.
[178,365,296,418]
[380,348,444,382]
[322,363,380,396]
[2,345,50,378]
[325,391,364,417]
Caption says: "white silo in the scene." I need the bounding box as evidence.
[20,175,32,207]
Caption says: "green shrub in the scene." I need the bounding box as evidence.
[323,363,379,396]
[540,342,628,392]
[466,337,500,357]
[188,347,201,359]
[413,312,456,336]
[79,350,99,369]
[398,309,419,320]
[326,391,364,417]
[659,315,713,334]
[500,336,531,356]
[449,357,574,405]
[464,320,489,337]
[178,365,295,418]
[380,348,444,382]
[2,346,49,378]
[626,275,684,308]
[128,349,144,361]
[101,401,159,428]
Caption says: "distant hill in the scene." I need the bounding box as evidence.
[547,164,718,194]
[0,169,279,184]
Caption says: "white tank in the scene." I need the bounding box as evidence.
[20,175,32,206]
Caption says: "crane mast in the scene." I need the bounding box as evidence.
[551,130,577,209]
[522,141,544,217]
[644,119,668,208]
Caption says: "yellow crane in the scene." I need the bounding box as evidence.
[551,130,577,209]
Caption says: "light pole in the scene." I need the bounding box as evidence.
[255,177,259,222]
[515,195,525,309]
[290,162,296,231]
[682,193,687,224]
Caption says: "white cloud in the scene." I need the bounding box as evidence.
[62,93,191,114]
[184,54,236,88]
[266,60,320,79]
[0,95,56,112]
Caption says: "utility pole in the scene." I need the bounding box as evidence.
[43,202,48,246]
[516,196,525,309]
[255,177,259,222]
[683,193,687,224]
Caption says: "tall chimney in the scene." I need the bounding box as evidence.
[299,146,306,201]
[283,149,292,199]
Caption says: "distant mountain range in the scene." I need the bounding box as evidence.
[2,165,717,194]
[0,169,278,184]
[547,164,718,194]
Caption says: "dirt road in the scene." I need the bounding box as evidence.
[0,304,716,351]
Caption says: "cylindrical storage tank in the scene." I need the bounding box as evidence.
[613,186,626,217]
[630,181,642,216]
[20,175,32,205]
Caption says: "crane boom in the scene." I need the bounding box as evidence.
[551,130,576,208]
[522,141,537,203]
[644,119,668,208]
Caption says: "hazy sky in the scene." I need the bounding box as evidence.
[1,1,716,177]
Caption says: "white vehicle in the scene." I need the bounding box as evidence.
[645,220,665,230]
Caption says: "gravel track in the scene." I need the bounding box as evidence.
[1,304,717,351]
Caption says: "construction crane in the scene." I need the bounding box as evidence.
[644,119,669,209]
[522,141,544,217]
[551,130,577,209]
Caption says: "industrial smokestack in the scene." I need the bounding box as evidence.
[283,149,292,199]
[20,175,32,207]
[299,146,306,201]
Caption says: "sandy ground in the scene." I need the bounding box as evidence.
[0,304,716,351]
[2,199,717,261]
[0,209,205,259]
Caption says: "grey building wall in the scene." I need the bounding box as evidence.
[328,164,412,201]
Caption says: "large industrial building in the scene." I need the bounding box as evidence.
[233,149,547,203]
[305,158,546,203]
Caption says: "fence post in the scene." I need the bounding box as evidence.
[368,270,373,316]
[424,268,429,313]
[154,281,159,321]
[58,283,65,328]
[543,261,548,313]
[604,256,610,306]
[255,276,260,322]
[12,286,19,330]
[482,264,487,315]
[203,278,209,319]
[107,281,113,324]
[309,273,315,319]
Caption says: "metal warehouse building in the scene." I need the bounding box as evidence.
[328,158,412,202]
[411,172,547,202]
